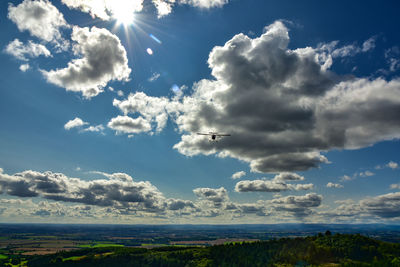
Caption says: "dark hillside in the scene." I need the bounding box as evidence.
[6,233,400,267]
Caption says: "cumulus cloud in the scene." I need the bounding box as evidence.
[273,172,304,181]
[169,21,400,173]
[231,171,246,179]
[4,39,51,61]
[8,0,69,48]
[64,117,88,130]
[108,21,400,173]
[235,179,313,193]
[235,179,288,192]
[113,92,174,133]
[0,169,165,211]
[107,115,151,134]
[193,187,228,208]
[326,182,343,188]
[42,26,131,99]
[360,192,400,218]
[65,118,105,134]
[233,201,270,217]
[0,168,326,221]
[270,193,322,217]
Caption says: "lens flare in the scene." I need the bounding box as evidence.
[149,34,162,44]
[146,48,154,55]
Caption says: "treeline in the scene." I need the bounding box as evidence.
[11,232,400,266]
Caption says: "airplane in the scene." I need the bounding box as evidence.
[197,132,231,141]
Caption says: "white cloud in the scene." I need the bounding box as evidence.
[326,182,343,188]
[117,90,124,97]
[62,0,229,19]
[64,117,88,130]
[65,118,104,134]
[231,171,246,179]
[362,37,376,52]
[42,26,131,99]
[387,161,399,169]
[152,0,173,18]
[82,124,105,133]
[61,0,143,21]
[8,0,69,47]
[359,171,374,177]
[19,64,30,72]
[390,184,400,190]
[4,39,51,61]
[107,115,151,134]
[113,92,174,133]
[148,72,161,82]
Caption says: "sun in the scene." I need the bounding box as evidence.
[113,6,134,25]
[109,0,139,26]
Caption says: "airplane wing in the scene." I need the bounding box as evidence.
[197,133,210,135]
[216,134,231,136]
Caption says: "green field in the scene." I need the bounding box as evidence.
[78,243,124,248]
[0,254,8,260]
[63,255,86,261]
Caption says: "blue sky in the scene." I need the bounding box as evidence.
[0,0,400,224]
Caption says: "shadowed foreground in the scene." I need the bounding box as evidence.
[3,233,400,267]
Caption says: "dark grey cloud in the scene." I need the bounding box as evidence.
[235,180,291,193]
[193,187,228,208]
[166,199,196,211]
[360,192,400,218]
[235,172,312,193]
[270,193,322,217]
[235,179,313,192]
[273,172,305,181]
[43,26,131,98]
[169,21,400,173]
[234,202,269,217]
[0,169,165,212]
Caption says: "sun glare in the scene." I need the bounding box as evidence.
[109,0,140,26]
[113,6,134,25]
